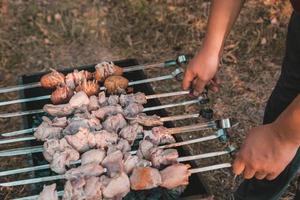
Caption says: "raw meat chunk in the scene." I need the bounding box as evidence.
[130,167,162,190]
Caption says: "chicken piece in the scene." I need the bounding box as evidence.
[76,79,100,97]
[38,184,58,200]
[50,148,80,174]
[107,95,119,106]
[124,154,139,174]
[127,113,163,127]
[84,176,103,200]
[124,102,144,117]
[119,123,143,144]
[87,116,102,131]
[43,138,71,162]
[65,163,105,180]
[136,140,155,160]
[107,139,131,154]
[81,149,106,165]
[95,61,123,82]
[130,167,162,190]
[34,121,63,141]
[102,172,130,199]
[150,148,179,168]
[63,178,86,200]
[51,117,68,128]
[144,126,176,145]
[51,85,74,104]
[88,95,100,111]
[98,91,108,106]
[102,113,127,133]
[104,75,128,94]
[65,128,95,152]
[43,104,74,117]
[119,92,147,107]
[160,164,191,189]
[69,91,90,108]
[92,105,123,120]
[94,130,118,149]
[102,150,124,177]
[40,69,65,89]
[65,69,93,90]
[63,117,90,135]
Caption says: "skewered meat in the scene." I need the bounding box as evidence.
[150,148,179,168]
[43,138,72,162]
[95,61,123,82]
[65,163,105,180]
[34,118,63,141]
[38,184,58,200]
[44,104,74,117]
[160,164,191,189]
[104,75,129,94]
[75,79,100,97]
[50,148,80,174]
[94,130,118,149]
[88,95,100,111]
[50,117,68,128]
[102,150,124,177]
[102,113,127,133]
[124,102,144,117]
[136,140,155,160]
[119,92,147,107]
[107,139,131,154]
[51,85,74,105]
[98,91,108,106]
[107,95,119,106]
[40,69,65,89]
[119,123,143,144]
[65,69,93,90]
[65,128,95,152]
[63,114,101,135]
[69,91,90,108]
[123,154,151,174]
[102,172,130,199]
[92,105,123,120]
[144,126,176,145]
[81,149,106,165]
[130,167,162,190]
[127,113,163,127]
[84,176,103,200]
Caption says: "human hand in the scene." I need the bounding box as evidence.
[182,49,220,96]
[233,124,299,180]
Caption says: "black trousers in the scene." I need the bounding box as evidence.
[234,12,300,200]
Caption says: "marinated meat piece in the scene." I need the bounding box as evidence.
[124,103,144,117]
[38,184,58,200]
[124,154,139,174]
[40,69,65,89]
[94,130,118,149]
[107,139,131,155]
[51,85,74,104]
[144,126,176,145]
[34,121,63,141]
[119,123,143,144]
[63,117,90,135]
[63,178,86,200]
[98,91,107,106]
[81,149,106,165]
[65,128,95,152]
[102,172,130,199]
[51,117,68,128]
[160,164,191,189]
[119,92,147,107]
[136,140,155,160]
[127,113,163,127]
[43,138,72,162]
[76,79,100,97]
[130,167,162,190]
[65,69,93,90]
[92,105,123,120]
[69,91,90,108]
[107,95,119,106]
[65,163,105,179]
[137,159,152,167]
[87,116,102,131]
[102,150,124,177]
[102,113,127,133]
[104,75,128,94]
[95,61,123,82]
[88,95,100,111]
[150,148,179,168]
[84,176,103,200]
[50,148,80,174]
[43,104,74,117]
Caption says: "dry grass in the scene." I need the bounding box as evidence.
[0,0,296,199]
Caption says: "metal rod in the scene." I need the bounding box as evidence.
[14,191,64,200]
[0,82,41,94]
[1,128,37,137]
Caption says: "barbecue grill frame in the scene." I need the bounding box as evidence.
[18,58,212,199]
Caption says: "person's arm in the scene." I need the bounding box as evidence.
[182,0,245,95]
[233,95,300,180]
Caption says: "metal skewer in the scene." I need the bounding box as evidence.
[0,55,190,94]
[0,67,184,107]
[0,130,230,177]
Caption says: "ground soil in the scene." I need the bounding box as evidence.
[0,0,297,199]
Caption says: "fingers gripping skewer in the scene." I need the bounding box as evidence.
[0,131,231,177]
[0,55,190,94]
[0,68,184,107]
